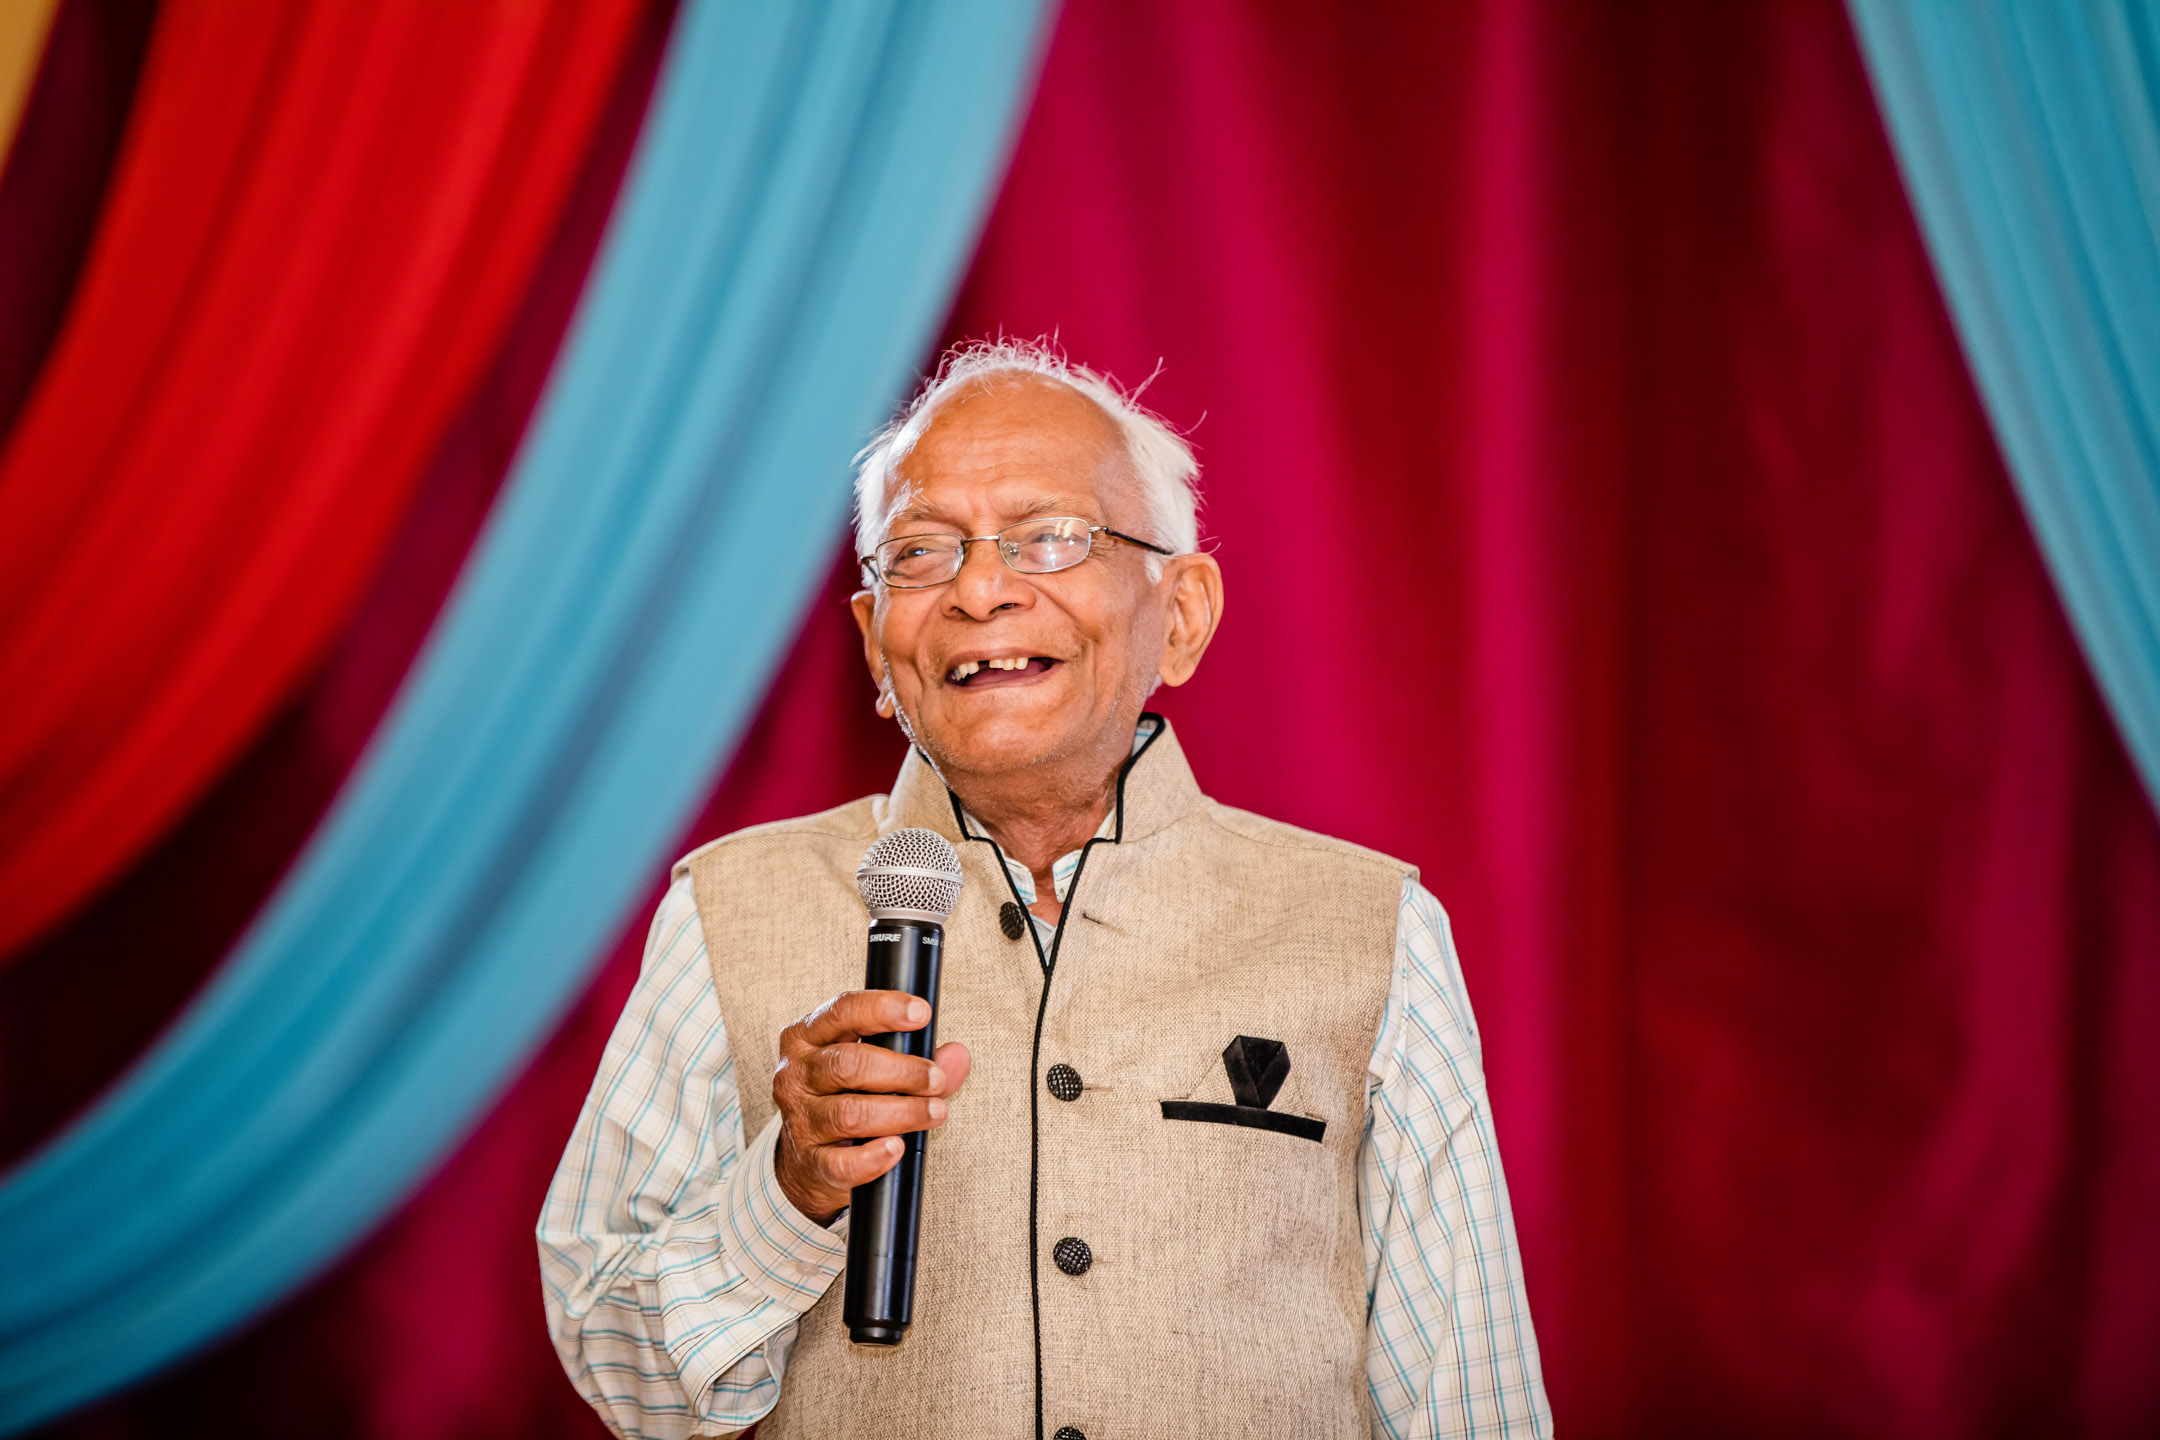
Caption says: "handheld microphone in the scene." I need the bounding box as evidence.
[844,827,964,1346]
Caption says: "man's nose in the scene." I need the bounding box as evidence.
[945,538,1027,617]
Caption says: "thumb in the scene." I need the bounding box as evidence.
[931,1041,973,1096]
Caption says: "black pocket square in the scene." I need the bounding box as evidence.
[1160,1034,1326,1143]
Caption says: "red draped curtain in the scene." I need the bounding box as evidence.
[943,3,2160,1428]
[0,0,680,1168]
[0,0,643,958]
[23,1,2159,1437]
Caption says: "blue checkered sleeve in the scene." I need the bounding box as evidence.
[1362,879,1552,1438]
[537,877,846,1439]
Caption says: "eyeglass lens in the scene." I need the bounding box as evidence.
[875,517,1096,587]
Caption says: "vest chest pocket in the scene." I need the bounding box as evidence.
[1159,1034,1328,1144]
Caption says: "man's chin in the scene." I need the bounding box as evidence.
[914,701,1091,779]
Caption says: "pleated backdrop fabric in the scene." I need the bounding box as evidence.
[0,0,157,444]
[9,1,2159,1438]
[0,0,648,958]
[0,0,1051,1428]
[1849,1,2160,812]
[0,2,63,159]
[0,0,675,1171]
[943,4,2160,1430]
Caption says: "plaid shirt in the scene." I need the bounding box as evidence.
[540,828,1549,1438]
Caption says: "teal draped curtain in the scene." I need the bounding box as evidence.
[1847,0,2160,809]
[0,1,1050,1430]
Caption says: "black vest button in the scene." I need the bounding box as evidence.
[1045,1063,1082,1102]
[1054,1429,1086,1440]
[1052,1236,1092,1276]
[998,901,1028,939]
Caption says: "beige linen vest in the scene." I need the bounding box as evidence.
[679,718,1407,1439]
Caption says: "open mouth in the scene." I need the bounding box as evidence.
[945,656,1058,688]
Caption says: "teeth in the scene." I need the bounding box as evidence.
[948,657,1041,682]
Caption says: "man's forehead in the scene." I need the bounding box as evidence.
[904,374,1122,474]
[887,379,1133,526]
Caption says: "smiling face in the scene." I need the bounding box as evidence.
[851,375,1222,793]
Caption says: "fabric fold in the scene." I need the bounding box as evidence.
[0,0,646,958]
[1847,0,2160,812]
[0,0,1049,1429]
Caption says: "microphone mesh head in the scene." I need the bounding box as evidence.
[856,828,964,919]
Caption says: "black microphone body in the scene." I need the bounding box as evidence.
[843,913,943,1345]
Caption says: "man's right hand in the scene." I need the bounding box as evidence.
[772,989,973,1225]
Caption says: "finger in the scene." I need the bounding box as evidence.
[815,1134,906,1193]
[802,1041,942,1096]
[801,1091,949,1146]
[790,990,931,1051]
[931,1041,972,1096]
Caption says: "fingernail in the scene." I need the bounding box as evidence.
[928,1098,948,1122]
[925,1065,946,1094]
[886,1137,904,1156]
[907,999,931,1024]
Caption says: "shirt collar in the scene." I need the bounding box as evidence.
[955,799,1120,907]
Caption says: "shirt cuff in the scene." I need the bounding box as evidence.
[722,1111,850,1312]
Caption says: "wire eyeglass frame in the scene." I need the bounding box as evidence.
[859,516,1173,589]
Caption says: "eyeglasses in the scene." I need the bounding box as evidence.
[860,515,1173,589]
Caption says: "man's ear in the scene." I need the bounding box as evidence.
[851,588,884,679]
[1156,553,1223,687]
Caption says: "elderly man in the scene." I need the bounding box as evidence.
[540,341,1549,1439]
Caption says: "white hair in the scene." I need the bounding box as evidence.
[853,338,1201,579]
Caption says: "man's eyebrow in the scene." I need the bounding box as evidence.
[886,494,1100,530]
[1013,494,1096,518]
